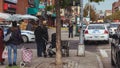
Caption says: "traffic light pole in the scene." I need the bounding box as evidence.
[77,0,85,56]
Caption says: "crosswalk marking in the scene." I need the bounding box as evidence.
[99,49,108,58]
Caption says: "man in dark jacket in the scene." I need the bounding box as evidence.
[68,21,73,38]
[34,20,48,57]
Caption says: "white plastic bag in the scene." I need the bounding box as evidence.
[2,46,8,59]
[4,33,11,42]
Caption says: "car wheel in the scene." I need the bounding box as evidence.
[105,40,109,44]
[22,35,28,43]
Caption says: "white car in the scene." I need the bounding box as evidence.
[109,23,120,37]
[84,24,109,44]
[21,30,35,43]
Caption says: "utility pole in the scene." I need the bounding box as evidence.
[77,0,85,56]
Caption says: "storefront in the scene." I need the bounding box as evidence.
[4,0,17,14]
[27,0,39,15]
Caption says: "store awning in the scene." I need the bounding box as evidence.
[27,8,38,15]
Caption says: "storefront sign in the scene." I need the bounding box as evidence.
[5,0,18,4]
[3,3,8,10]
[8,4,17,9]
[3,3,17,10]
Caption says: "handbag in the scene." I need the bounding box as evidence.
[4,33,11,42]
[2,46,8,59]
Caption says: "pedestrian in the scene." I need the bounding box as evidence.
[5,21,23,67]
[0,27,5,65]
[26,20,33,30]
[68,21,73,38]
[34,20,48,57]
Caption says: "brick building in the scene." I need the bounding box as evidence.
[0,0,28,14]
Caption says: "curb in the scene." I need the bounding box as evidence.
[96,55,104,68]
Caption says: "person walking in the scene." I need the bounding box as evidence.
[68,21,73,38]
[5,21,23,67]
[0,27,5,65]
[34,20,48,57]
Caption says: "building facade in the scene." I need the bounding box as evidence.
[105,10,112,17]
[112,0,120,13]
[0,0,28,14]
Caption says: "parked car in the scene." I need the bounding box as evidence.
[111,25,120,67]
[0,25,35,43]
[21,30,35,43]
[84,23,109,44]
[109,23,120,37]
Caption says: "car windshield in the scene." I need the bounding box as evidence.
[110,24,120,28]
[88,25,105,29]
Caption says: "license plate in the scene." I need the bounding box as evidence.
[95,36,98,38]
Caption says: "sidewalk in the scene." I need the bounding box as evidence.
[26,50,102,68]
[0,49,103,68]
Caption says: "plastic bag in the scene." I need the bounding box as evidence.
[4,33,11,42]
[2,46,8,59]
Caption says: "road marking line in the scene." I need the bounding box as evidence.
[99,49,108,58]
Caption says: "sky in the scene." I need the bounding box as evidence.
[83,0,118,12]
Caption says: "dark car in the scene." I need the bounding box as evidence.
[111,24,120,68]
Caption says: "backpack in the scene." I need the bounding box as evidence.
[10,27,23,45]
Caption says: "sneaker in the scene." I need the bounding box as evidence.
[1,62,4,65]
[44,55,47,58]
[8,64,12,67]
[13,63,17,66]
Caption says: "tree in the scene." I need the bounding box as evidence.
[55,0,62,67]
[55,0,79,67]
[83,3,97,21]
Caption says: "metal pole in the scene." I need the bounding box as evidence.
[79,0,83,44]
[77,0,85,56]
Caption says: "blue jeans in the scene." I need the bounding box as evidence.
[7,44,17,64]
